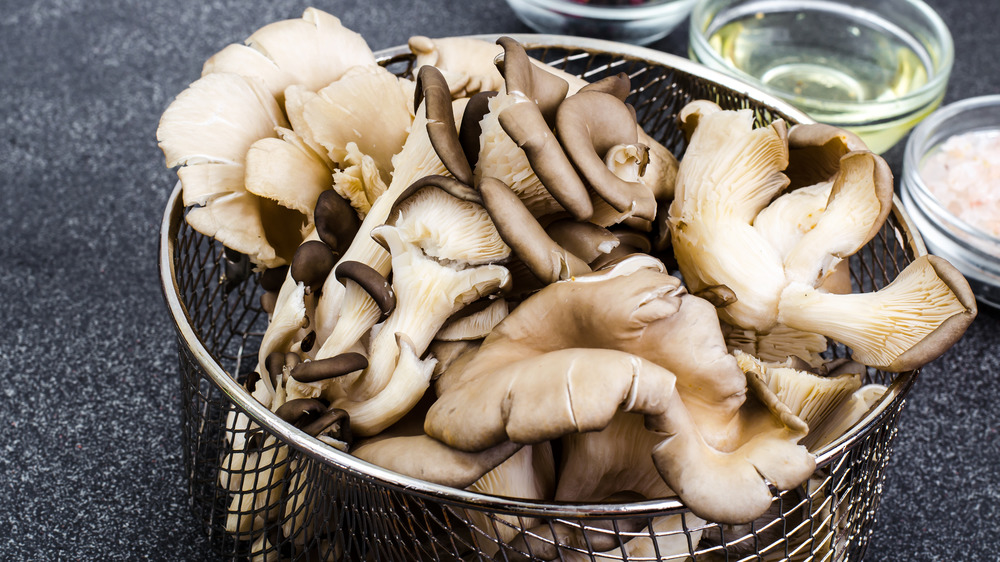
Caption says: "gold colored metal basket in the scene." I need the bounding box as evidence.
[159,35,922,561]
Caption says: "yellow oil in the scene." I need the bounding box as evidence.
[704,2,935,152]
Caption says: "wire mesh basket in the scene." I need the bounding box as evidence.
[159,35,923,561]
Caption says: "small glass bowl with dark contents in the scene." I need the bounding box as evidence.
[505,0,698,45]
[901,95,1000,310]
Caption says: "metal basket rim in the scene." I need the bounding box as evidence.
[159,35,924,520]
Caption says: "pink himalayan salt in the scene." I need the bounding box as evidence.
[919,129,1000,238]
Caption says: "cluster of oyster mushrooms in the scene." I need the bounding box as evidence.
[157,8,977,560]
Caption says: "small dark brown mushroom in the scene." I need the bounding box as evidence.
[334,260,396,321]
[290,240,336,292]
[274,398,326,427]
[314,189,359,258]
[478,176,590,284]
[291,352,369,383]
[415,65,474,185]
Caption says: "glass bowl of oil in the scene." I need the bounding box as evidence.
[688,0,953,153]
[901,95,1000,310]
[505,0,698,45]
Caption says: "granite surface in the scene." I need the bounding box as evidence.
[1,0,997,559]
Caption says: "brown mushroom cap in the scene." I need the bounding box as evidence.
[290,240,336,292]
[415,65,474,185]
[556,90,656,221]
[478,176,591,284]
[334,260,396,320]
[458,90,497,170]
[544,219,620,264]
[579,72,632,101]
[495,36,569,124]
[291,352,369,383]
[314,189,359,257]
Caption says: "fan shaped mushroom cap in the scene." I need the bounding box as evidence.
[244,127,332,221]
[555,89,656,221]
[778,255,977,372]
[777,150,894,286]
[158,72,287,168]
[388,178,510,265]
[424,259,812,524]
[668,106,790,330]
[408,35,505,96]
[157,71,293,267]
[302,64,413,181]
[202,7,376,105]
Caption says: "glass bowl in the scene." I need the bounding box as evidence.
[505,0,697,45]
[688,0,953,154]
[901,95,1000,311]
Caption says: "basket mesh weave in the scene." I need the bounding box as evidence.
[163,39,919,561]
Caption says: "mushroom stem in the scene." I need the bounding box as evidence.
[777,255,977,372]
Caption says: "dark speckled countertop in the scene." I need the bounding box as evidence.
[1,0,997,559]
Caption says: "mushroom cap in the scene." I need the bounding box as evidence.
[388,179,510,265]
[555,90,657,221]
[408,35,505,96]
[202,7,376,104]
[778,255,977,372]
[415,65,474,186]
[302,65,413,182]
[244,127,332,221]
[158,72,287,168]
[478,176,590,285]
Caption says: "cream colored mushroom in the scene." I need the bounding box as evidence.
[157,72,290,267]
[300,65,413,182]
[202,7,376,106]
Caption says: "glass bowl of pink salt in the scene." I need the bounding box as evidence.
[901,94,1000,310]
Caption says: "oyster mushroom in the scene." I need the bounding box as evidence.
[408,35,505,96]
[778,255,976,372]
[474,37,591,220]
[425,257,815,524]
[244,127,334,229]
[478,176,590,285]
[555,87,656,221]
[298,176,509,433]
[201,7,376,106]
[300,64,413,182]
[330,141,388,217]
[734,350,863,430]
[670,102,977,371]
[157,72,290,267]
